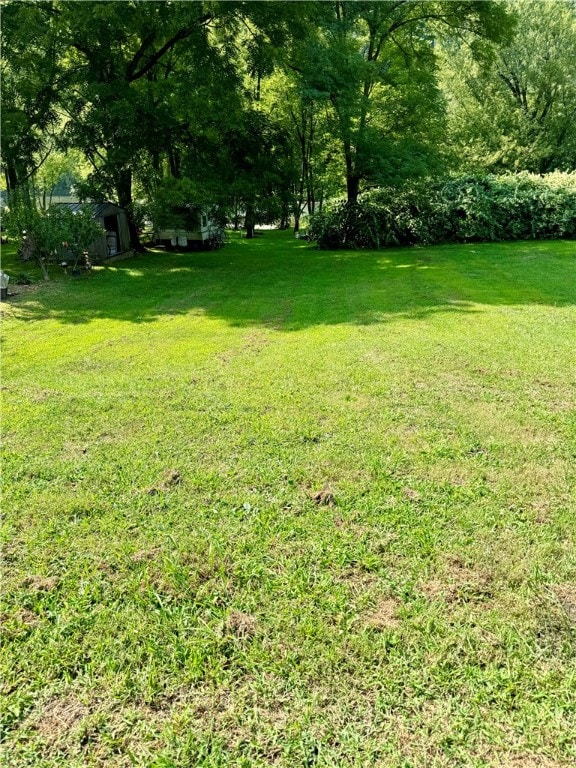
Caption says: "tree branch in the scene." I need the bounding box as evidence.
[128,14,214,82]
[125,31,157,81]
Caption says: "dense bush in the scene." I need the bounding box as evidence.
[308,173,576,248]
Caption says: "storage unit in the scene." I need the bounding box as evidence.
[55,202,133,262]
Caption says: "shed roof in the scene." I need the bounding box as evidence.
[54,202,124,217]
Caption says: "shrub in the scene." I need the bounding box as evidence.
[3,201,104,280]
[309,173,576,248]
[308,201,387,249]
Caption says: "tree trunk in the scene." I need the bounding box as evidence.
[6,164,34,207]
[168,147,181,179]
[231,197,241,230]
[340,111,361,205]
[279,200,290,230]
[244,204,255,239]
[4,161,19,196]
[116,168,143,252]
[346,174,360,205]
[36,254,51,282]
[306,172,315,215]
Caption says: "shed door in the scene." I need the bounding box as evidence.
[104,214,120,255]
[104,215,119,237]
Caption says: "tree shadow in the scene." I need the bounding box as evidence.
[5,233,576,330]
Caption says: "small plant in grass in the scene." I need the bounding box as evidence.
[12,272,33,285]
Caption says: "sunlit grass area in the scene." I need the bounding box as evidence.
[1,231,575,767]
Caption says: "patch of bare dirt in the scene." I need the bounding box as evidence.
[531,499,551,523]
[1,541,20,564]
[494,755,570,768]
[31,389,62,402]
[225,610,257,639]
[15,608,41,628]
[181,552,234,583]
[421,557,494,603]
[551,583,576,623]
[130,548,161,564]
[95,558,120,578]
[312,486,336,506]
[33,695,89,744]
[402,487,421,502]
[97,432,115,443]
[243,332,270,354]
[420,578,457,602]
[62,442,89,459]
[22,575,60,592]
[365,598,401,630]
[0,608,42,641]
[145,469,182,495]
[335,566,380,597]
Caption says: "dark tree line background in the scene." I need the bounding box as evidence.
[2,0,575,245]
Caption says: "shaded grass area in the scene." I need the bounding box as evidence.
[1,232,576,767]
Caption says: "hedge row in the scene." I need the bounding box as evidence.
[308,173,576,249]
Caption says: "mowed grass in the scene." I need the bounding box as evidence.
[1,231,575,767]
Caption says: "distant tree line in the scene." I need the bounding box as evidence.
[1,0,574,245]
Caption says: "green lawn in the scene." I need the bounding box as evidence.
[1,232,575,767]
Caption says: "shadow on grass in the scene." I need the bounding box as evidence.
[4,232,576,329]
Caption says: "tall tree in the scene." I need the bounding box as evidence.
[262,70,340,231]
[53,0,227,249]
[2,0,519,244]
[32,149,85,210]
[220,0,322,232]
[290,1,513,204]
[217,109,295,238]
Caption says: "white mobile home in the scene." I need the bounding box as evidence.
[154,206,224,250]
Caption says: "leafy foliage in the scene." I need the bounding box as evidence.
[4,201,104,279]
[309,173,576,248]
[0,0,63,195]
[440,0,576,173]
[289,1,513,203]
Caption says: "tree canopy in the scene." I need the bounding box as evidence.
[2,0,573,238]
